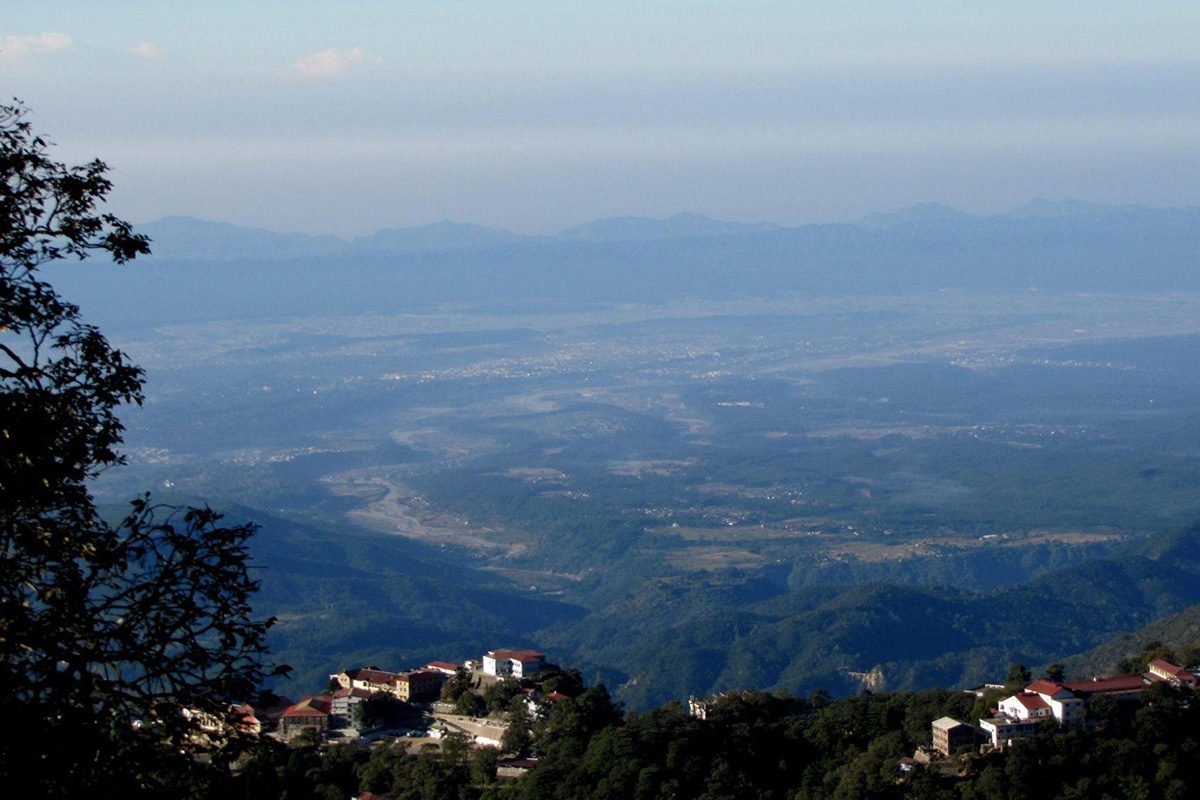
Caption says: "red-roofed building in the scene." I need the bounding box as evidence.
[987,682,1085,734]
[236,695,293,734]
[233,703,263,736]
[1025,680,1071,699]
[977,672,1153,746]
[280,696,331,741]
[999,692,1052,721]
[1022,681,1085,727]
[1146,660,1198,689]
[1062,676,1148,701]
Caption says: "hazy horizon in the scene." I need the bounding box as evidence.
[127,195,1194,240]
[4,2,1198,237]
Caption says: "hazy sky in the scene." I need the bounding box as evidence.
[4,1,1199,235]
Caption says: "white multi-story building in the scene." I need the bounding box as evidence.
[979,715,1037,748]
[482,649,546,678]
[1011,681,1086,727]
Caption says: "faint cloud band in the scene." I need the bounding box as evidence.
[0,32,72,65]
[289,47,380,80]
[130,42,168,60]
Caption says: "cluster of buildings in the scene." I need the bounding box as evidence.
[332,663,457,702]
[931,659,1198,755]
[234,647,1199,754]
[267,648,547,742]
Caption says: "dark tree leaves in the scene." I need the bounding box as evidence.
[0,100,282,797]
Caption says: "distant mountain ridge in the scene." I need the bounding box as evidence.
[557,212,781,242]
[140,216,346,260]
[138,200,1196,261]
[48,198,1200,330]
[352,220,526,252]
[136,210,785,260]
[858,201,979,229]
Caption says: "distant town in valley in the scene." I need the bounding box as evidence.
[52,201,1200,711]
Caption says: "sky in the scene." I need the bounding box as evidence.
[4,1,1199,236]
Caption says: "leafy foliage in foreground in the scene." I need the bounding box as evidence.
[0,102,283,796]
[234,737,500,800]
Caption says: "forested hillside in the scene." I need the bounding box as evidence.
[544,526,1200,706]
[1062,602,1200,680]
[219,486,1200,706]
